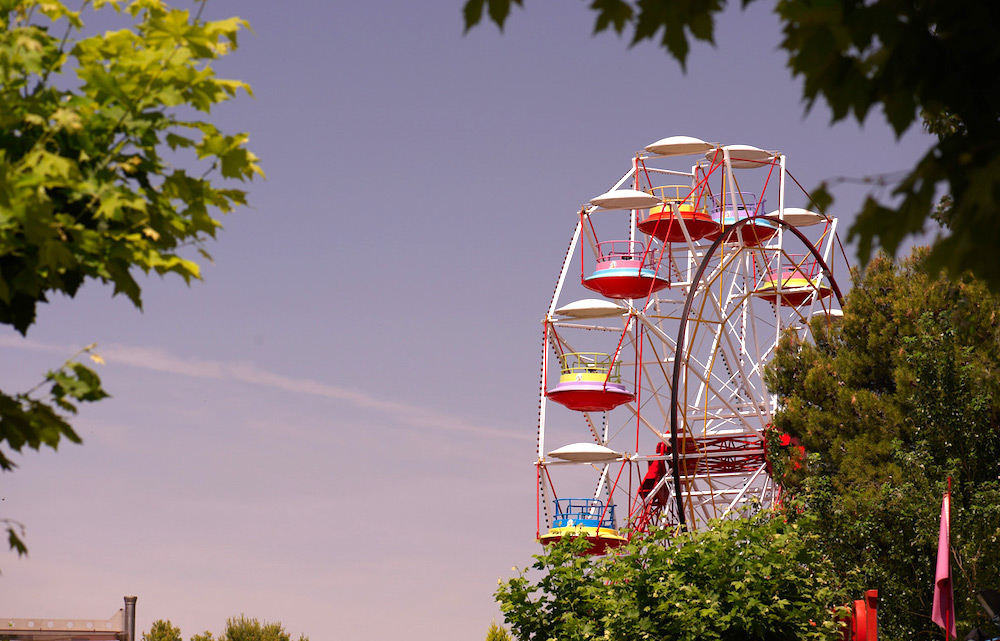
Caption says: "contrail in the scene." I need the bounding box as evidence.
[0,335,530,442]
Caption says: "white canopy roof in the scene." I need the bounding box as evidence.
[768,207,828,227]
[554,299,627,319]
[548,442,623,463]
[589,189,661,210]
[644,135,715,157]
[708,144,774,169]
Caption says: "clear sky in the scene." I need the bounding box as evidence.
[0,1,933,640]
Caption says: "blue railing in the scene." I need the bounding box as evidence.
[552,498,617,529]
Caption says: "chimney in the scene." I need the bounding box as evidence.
[124,596,138,641]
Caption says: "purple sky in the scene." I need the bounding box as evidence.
[0,2,933,640]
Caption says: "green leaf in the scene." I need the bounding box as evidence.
[489,0,522,30]
[5,520,28,557]
[465,0,524,32]
[463,0,486,31]
[591,0,633,34]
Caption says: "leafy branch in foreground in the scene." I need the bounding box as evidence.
[1,0,259,561]
[1,344,108,558]
[3,518,27,558]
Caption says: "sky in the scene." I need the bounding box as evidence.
[0,2,935,640]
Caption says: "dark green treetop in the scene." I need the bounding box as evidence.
[766,250,1000,639]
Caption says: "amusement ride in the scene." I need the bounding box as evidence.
[535,135,849,554]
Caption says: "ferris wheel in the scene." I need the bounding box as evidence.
[535,135,846,554]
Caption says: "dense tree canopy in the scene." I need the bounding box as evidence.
[464,0,1000,288]
[0,0,259,557]
[766,251,1000,639]
[496,511,850,641]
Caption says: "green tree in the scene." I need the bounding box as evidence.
[496,510,850,641]
[463,0,1000,288]
[143,620,182,641]
[765,250,1000,639]
[213,615,307,641]
[485,620,511,641]
[181,617,308,641]
[0,0,259,556]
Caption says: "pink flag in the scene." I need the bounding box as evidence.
[931,490,956,638]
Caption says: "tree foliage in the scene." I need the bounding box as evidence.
[0,343,107,469]
[463,0,1000,289]
[0,0,260,331]
[765,250,1000,639]
[145,617,307,641]
[0,0,259,558]
[143,620,183,641]
[194,615,308,641]
[485,620,512,641]
[496,511,850,641]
